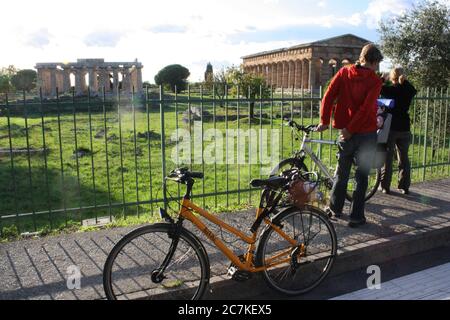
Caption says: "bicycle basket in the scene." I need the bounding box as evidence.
[287,173,318,208]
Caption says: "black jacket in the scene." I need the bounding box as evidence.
[380,80,417,132]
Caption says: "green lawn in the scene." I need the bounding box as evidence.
[0,95,449,236]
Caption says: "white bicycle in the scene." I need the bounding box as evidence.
[270,120,381,202]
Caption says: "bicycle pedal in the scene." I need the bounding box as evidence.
[227,266,253,282]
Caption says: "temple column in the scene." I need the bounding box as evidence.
[50,68,57,97]
[294,60,302,89]
[123,69,131,94]
[302,60,309,90]
[276,63,282,88]
[88,68,96,95]
[75,69,83,96]
[136,67,143,94]
[288,61,295,89]
[113,69,119,95]
[63,69,71,93]
[308,59,315,91]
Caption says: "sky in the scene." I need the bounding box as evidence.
[0,0,447,82]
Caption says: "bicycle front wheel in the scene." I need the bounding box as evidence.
[256,206,337,296]
[103,224,210,300]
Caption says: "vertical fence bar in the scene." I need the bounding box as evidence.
[417,89,423,181]
[445,88,450,176]
[5,93,19,232]
[411,93,417,181]
[422,88,430,181]
[430,88,437,176]
[23,90,36,231]
[248,86,252,204]
[188,85,193,172]
[225,85,229,207]
[280,88,284,160]
[160,86,168,211]
[102,87,113,221]
[437,88,443,174]
[145,87,154,214]
[39,88,52,228]
[290,87,294,154]
[270,87,274,175]
[259,85,263,179]
[132,87,140,217]
[237,85,241,203]
[56,88,68,227]
[309,86,314,170]
[117,88,126,217]
[175,86,181,209]
[200,85,206,207]
[72,88,83,222]
[213,85,218,208]
[318,86,323,161]
[87,87,98,223]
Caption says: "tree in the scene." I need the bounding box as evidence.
[226,65,271,118]
[0,75,13,95]
[211,68,228,104]
[154,64,190,93]
[0,65,18,78]
[379,0,450,88]
[11,69,37,92]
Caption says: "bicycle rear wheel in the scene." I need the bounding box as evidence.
[256,206,337,296]
[345,167,381,202]
[103,224,210,300]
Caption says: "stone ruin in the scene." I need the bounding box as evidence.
[35,58,143,98]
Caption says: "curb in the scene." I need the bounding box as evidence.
[203,221,450,300]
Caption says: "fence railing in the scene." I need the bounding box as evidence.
[0,86,449,236]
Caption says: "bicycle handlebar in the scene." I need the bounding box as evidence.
[166,168,204,183]
[286,119,318,134]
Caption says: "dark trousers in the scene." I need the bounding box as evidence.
[330,132,377,222]
[381,131,411,191]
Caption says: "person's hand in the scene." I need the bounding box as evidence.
[316,123,329,132]
[340,128,352,141]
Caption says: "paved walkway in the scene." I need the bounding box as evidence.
[332,262,450,300]
[1,179,450,300]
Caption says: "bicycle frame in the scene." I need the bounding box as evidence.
[299,132,337,181]
[178,198,300,273]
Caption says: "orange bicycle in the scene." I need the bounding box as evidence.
[103,168,337,300]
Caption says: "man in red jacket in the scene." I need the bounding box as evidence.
[317,44,384,228]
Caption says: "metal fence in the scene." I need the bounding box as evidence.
[0,86,449,236]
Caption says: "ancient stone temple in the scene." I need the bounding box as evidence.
[35,59,143,97]
[242,34,371,90]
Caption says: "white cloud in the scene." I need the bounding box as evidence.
[364,0,413,29]
[26,28,52,48]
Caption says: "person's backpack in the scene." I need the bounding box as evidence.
[373,99,394,169]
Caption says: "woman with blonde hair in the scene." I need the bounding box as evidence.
[380,67,417,195]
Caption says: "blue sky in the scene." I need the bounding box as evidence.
[1,0,447,82]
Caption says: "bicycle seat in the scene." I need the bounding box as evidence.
[250,176,287,189]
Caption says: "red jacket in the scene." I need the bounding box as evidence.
[320,65,382,134]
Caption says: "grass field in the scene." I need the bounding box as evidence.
[0,91,449,237]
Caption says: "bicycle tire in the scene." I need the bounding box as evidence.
[345,167,381,202]
[269,157,308,177]
[103,223,210,300]
[256,205,337,296]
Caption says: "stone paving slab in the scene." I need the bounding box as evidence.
[1,179,450,300]
[331,262,450,300]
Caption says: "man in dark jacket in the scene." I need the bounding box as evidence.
[317,44,384,228]
[380,68,417,195]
